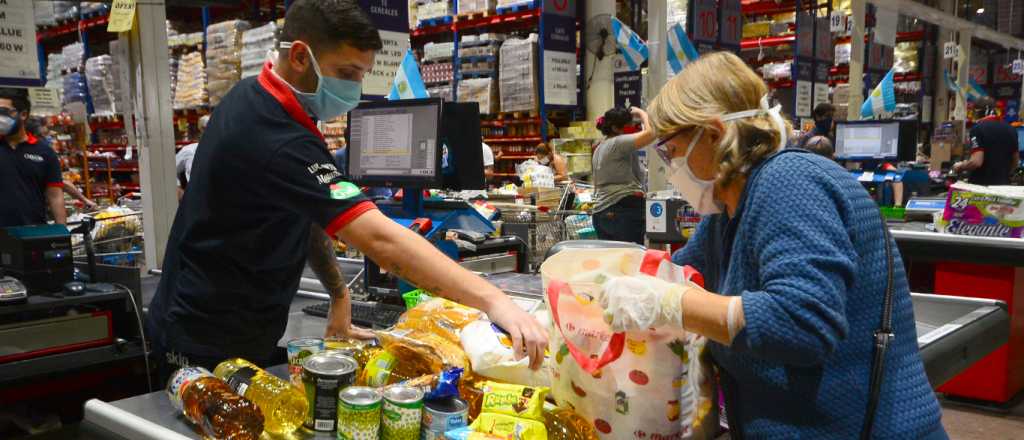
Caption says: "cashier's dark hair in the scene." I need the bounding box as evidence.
[0,87,30,115]
[280,0,384,53]
[598,107,632,137]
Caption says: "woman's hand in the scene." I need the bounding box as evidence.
[597,276,690,331]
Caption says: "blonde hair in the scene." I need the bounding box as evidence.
[648,52,792,187]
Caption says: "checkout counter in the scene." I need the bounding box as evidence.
[81,259,1008,439]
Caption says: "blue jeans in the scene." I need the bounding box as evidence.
[593,195,645,245]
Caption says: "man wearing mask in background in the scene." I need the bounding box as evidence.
[953,96,1020,185]
[146,0,547,382]
[0,88,67,227]
[797,102,835,149]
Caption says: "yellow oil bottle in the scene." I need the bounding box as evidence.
[213,358,307,435]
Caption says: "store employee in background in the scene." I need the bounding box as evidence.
[953,96,1020,185]
[146,0,547,381]
[0,88,67,227]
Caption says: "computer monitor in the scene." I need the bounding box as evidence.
[440,102,485,190]
[835,120,901,160]
[345,98,443,188]
[1017,127,1024,154]
[897,120,919,162]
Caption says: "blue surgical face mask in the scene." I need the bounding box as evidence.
[0,108,20,136]
[280,41,362,121]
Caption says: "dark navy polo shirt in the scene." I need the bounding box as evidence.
[0,133,63,227]
[146,61,377,360]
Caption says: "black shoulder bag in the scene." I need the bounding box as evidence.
[860,212,896,440]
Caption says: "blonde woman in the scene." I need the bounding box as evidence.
[597,52,946,439]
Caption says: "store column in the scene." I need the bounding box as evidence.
[127,2,177,270]
[954,29,972,120]
[646,0,669,192]
[846,0,866,120]
[585,1,615,120]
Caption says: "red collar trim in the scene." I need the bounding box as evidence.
[257,60,325,141]
[978,115,1000,123]
[25,133,38,145]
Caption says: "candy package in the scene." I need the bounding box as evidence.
[375,329,472,384]
[468,413,547,440]
[444,427,504,440]
[397,367,463,401]
[479,381,548,421]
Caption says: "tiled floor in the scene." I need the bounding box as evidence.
[940,397,1024,440]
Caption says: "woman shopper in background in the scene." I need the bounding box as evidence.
[598,52,946,439]
[534,141,569,183]
[591,107,655,245]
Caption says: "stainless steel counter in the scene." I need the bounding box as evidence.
[889,222,1024,265]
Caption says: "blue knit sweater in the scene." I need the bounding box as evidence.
[673,150,947,439]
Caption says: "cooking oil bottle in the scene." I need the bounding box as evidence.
[544,403,600,440]
[166,367,264,439]
[213,358,307,435]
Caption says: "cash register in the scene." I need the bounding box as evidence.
[303,98,529,328]
[0,224,73,295]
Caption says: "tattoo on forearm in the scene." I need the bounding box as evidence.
[309,225,346,298]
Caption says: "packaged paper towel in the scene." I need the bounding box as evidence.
[938,183,1024,238]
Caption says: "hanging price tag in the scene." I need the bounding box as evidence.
[830,11,845,32]
[1013,59,1024,75]
[943,42,960,60]
[107,0,137,33]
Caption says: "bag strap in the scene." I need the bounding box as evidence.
[861,211,896,440]
[546,279,626,373]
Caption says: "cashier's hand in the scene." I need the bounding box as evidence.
[325,291,376,340]
[486,297,549,370]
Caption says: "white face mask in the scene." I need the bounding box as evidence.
[666,95,787,215]
[538,157,551,165]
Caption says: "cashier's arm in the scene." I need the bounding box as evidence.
[336,209,549,369]
[46,186,67,225]
[954,150,984,172]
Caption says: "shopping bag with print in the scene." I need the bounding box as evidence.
[541,248,707,439]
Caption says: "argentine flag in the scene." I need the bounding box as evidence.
[611,17,649,71]
[388,49,429,100]
[964,77,989,102]
[860,68,897,119]
[667,22,699,76]
[943,69,960,93]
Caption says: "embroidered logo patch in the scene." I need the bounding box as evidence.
[330,182,361,200]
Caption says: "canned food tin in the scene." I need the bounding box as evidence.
[337,386,381,440]
[421,397,468,440]
[381,386,423,440]
[287,337,324,386]
[302,352,357,432]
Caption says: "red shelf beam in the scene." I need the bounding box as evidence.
[37,15,110,41]
[741,35,796,50]
[411,8,541,38]
[484,136,543,143]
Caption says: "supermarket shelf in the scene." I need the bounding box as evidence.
[458,71,497,79]
[175,140,197,146]
[480,118,542,127]
[37,15,110,41]
[833,31,926,46]
[492,172,517,177]
[741,0,826,16]
[89,120,125,131]
[90,167,139,173]
[741,35,796,50]
[766,79,794,89]
[88,144,130,152]
[456,7,540,33]
[484,136,543,143]
[497,155,535,160]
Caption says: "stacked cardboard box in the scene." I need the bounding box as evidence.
[498,35,538,113]
[458,78,498,114]
[206,20,251,106]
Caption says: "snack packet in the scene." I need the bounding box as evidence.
[469,412,547,440]
[444,427,505,440]
[395,297,484,344]
[397,367,463,401]
[377,329,472,382]
[479,381,549,422]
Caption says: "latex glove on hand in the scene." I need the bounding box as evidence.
[597,275,690,332]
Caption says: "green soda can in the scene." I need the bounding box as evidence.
[337,386,381,440]
[380,385,423,440]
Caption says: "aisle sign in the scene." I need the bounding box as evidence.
[28,88,60,116]
[943,42,959,60]
[815,17,832,62]
[0,0,41,84]
[830,11,845,32]
[107,0,137,33]
[691,0,718,44]
[719,0,743,47]
[614,69,643,109]
[795,11,814,59]
[873,8,897,47]
[922,96,933,123]
[358,1,410,98]
[544,51,577,106]
[795,80,813,118]
[1013,59,1024,75]
[813,83,830,109]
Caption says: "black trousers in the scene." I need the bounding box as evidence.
[593,195,646,245]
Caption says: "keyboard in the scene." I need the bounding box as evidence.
[302,300,406,329]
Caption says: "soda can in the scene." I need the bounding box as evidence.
[381,385,423,440]
[337,386,381,440]
[421,397,468,440]
[287,337,324,386]
[302,352,357,432]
